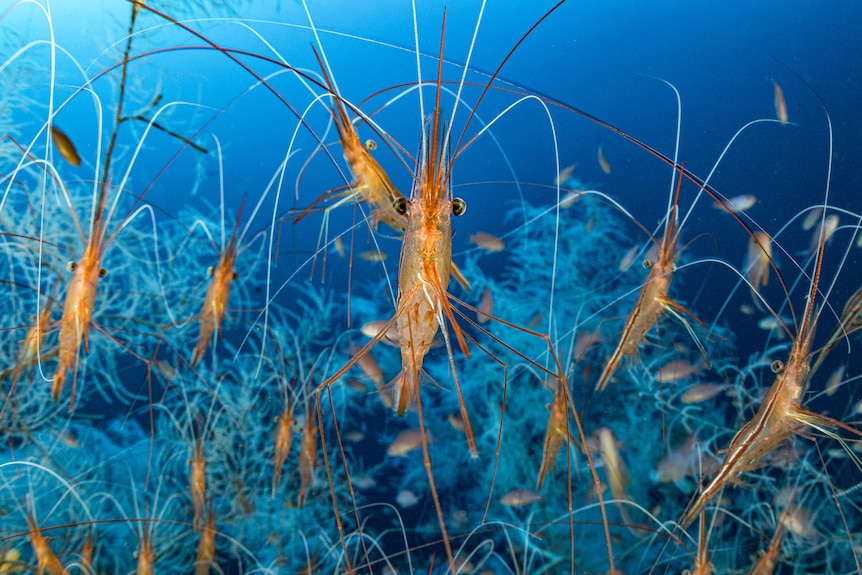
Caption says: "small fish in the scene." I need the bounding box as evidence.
[333,236,345,258]
[739,303,755,315]
[716,194,757,213]
[825,364,845,397]
[396,489,420,508]
[358,250,386,262]
[773,81,788,125]
[680,383,727,404]
[500,488,543,507]
[344,378,367,392]
[448,412,466,432]
[618,245,639,272]
[653,433,697,484]
[555,163,575,186]
[50,125,81,167]
[801,207,823,231]
[573,326,603,363]
[477,287,493,324]
[597,143,611,175]
[584,213,596,234]
[745,231,772,307]
[344,431,365,443]
[351,474,376,490]
[470,231,504,252]
[560,190,583,209]
[807,214,839,256]
[654,360,702,383]
[386,428,428,457]
[360,320,400,346]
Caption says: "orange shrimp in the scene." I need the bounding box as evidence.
[195,510,217,575]
[271,395,296,498]
[189,433,207,531]
[295,46,472,290]
[52,181,112,410]
[190,202,243,368]
[297,399,317,508]
[536,383,572,489]
[595,167,692,392]
[682,213,858,526]
[25,506,69,575]
[135,529,154,575]
[748,520,785,575]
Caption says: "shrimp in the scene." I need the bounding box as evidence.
[271,388,297,498]
[190,199,244,368]
[25,505,69,575]
[294,40,472,290]
[52,180,111,410]
[189,433,207,532]
[195,509,217,575]
[595,165,703,392]
[297,398,317,508]
[536,383,572,489]
[682,179,861,528]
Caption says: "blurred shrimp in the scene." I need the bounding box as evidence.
[25,504,69,575]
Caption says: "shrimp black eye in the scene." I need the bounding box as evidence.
[452,197,467,216]
[99,268,107,278]
[232,271,238,280]
[771,359,785,374]
[642,259,652,269]
[67,261,77,272]
[207,266,215,276]
[392,197,408,215]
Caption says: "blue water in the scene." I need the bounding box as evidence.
[1,1,861,573]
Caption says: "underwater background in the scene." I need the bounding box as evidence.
[1,0,862,573]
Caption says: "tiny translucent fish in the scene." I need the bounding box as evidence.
[387,428,427,457]
[825,364,845,397]
[584,213,596,234]
[801,207,823,231]
[448,412,466,432]
[555,163,575,186]
[654,359,701,383]
[681,383,727,404]
[344,378,366,392]
[358,249,386,261]
[716,194,757,213]
[50,125,81,167]
[573,326,603,362]
[739,303,755,315]
[351,474,376,490]
[344,430,365,443]
[396,489,420,508]
[654,433,696,483]
[758,315,791,332]
[333,236,345,258]
[597,143,611,174]
[745,231,772,306]
[560,190,583,209]
[500,488,543,507]
[470,231,504,252]
[618,245,639,272]
[476,287,493,324]
[807,214,839,256]
[360,320,400,346]
[773,81,788,125]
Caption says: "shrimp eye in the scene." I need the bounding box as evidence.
[452,197,467,216]
[392,197,408,215]
[99,268,107,278]
[232,271,238,280]
[642,259,652,269]
[364,138,377,151]
[207,266,215,276]
[66,261,77,272]
[770,359,785,374]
